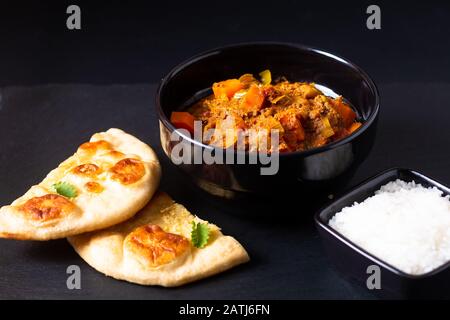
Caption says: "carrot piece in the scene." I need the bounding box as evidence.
[212,79,244,99]
[242,84,265,112]
[348,121,362,133]
[333,99,356,127]
[170,111,196,134]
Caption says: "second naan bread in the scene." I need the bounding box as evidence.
[68,192,249,287]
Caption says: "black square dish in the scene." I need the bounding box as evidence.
[315,168,450,299]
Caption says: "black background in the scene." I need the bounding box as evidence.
[0,0,449,299]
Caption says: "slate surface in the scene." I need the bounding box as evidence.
[1,0,450,300]
[0,82,448,299]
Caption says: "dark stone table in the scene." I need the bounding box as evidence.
[0,1,448,299]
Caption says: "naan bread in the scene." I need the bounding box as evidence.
[68,192,249,287]
[0,128,161,240]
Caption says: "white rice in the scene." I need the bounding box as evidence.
[328,179,450,275]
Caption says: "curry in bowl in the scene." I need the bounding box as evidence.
[170,70,362,153]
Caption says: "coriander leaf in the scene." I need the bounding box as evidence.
[190,221,210,248]
[53,181,78,198]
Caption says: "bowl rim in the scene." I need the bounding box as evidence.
[156,41,380,158]
[314,167,450,280]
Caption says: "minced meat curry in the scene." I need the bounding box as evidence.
[170,70,362,153]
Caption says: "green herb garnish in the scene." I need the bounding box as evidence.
[190,221,210,248]
[52,181,78,198]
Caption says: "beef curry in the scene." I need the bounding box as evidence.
[170,70,362,153]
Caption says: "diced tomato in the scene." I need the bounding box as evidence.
[333,128,350,140]
[280,113,305,142]
[296,123,305,141]
[170,111,196,134]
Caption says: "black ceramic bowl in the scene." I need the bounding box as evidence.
[156,42,380,198]
[315,168,450,299]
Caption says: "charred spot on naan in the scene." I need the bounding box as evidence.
[109,158,145,185]
[72,163,102,177]
[78,140,112,154]
[18,194,77,222]
[125,224,190,268]
[84,181,104,193]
